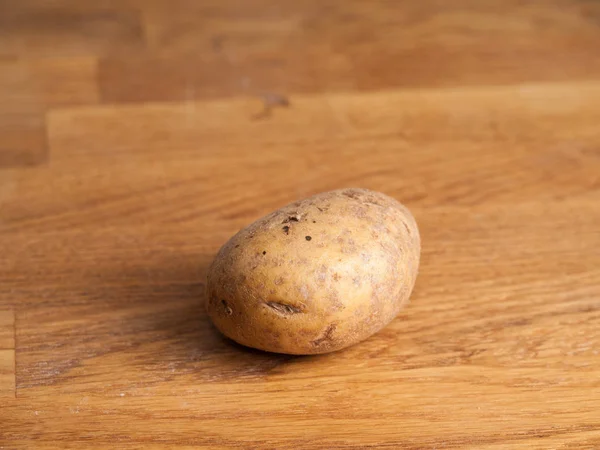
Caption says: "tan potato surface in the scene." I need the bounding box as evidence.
[206,188,420,354]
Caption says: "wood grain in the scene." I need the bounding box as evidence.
[0,311,15,398]
[0,0,144,58]
[0,57,98,167]
[1,1,600,448]
[100,0,600,103]
[0,310,15,349]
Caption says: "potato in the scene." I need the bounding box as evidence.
[206,188,420,354]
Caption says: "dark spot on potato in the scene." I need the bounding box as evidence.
[332,273,341,281]
[313,220,316,223]
[282,225,290,234]
[263,251,267,255]
[342,189,361,199]
[305,236,312,241]
[312,323,337,346]
[235,244,240,248]
[364,196,384,207]
[353,206,368,219]
[282,214,300,224]
[221,299,233,315]
[265,301,303,315]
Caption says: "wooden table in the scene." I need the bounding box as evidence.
[1,1,600,448]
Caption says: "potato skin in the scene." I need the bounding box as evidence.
[206,188,420,355]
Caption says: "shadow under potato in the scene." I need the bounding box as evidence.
[101,255,307,382]
[144,286,303,382]
[20,254,308,390]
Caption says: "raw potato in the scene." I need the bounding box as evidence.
[206,188,420,354]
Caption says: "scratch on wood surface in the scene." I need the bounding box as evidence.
[253,92,290,120]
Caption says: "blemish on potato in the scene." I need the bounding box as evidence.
[282,214,301,223]
[316,265,328,284]
[265,301,303,315]
[299,285,310,300]
[221,299,233,316]
[364,196,384,207]
[328,289,344,310]
[312,323,337,346]
[342,189,362,199]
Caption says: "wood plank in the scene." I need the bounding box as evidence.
[0,312,15,398]
[23,57,99,107]
[0,58,98,168]
[51,82,600,156]
[0,349,15,398]
[99,0,600,102]
[0,1,144,58]
[2,202,599,390]
[99,53,321,103]
[3,82,595,231]
[0,62,47,168]
[0,310,15,349]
